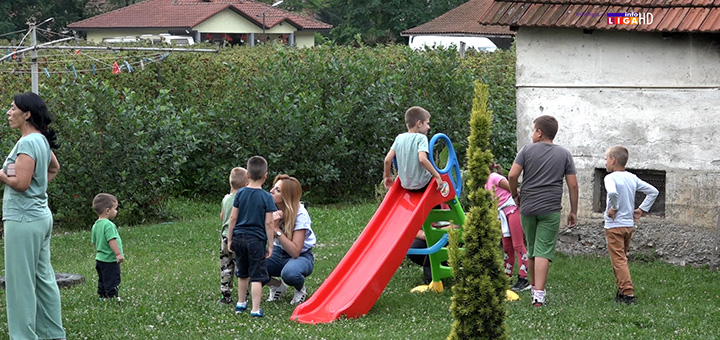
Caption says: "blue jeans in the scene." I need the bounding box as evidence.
[265,245,314,291]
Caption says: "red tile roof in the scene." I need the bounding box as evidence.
[68,0,332,31]
[402,0,515,36]
[478,0,720,32]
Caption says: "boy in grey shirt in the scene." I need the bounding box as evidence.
[383,106,443,191]
[508,115,578,307]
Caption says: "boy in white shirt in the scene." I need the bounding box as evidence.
[603,145,659,304]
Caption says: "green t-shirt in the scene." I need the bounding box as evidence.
[220,192,236,237]
[91,218,124,263]
[2,133,52,222]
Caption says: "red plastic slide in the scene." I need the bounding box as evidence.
[290,173,455,324]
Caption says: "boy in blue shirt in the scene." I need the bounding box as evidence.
[227,156,277,317]
[604,145,658,304]
[91,193,124,301]
[383,106,443,191]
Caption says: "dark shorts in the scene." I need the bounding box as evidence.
[232,233,268,282]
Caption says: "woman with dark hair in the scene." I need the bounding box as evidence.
[1,92,65,339]
[265,174,316,305]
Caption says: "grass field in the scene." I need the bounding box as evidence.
[1,199,719,339]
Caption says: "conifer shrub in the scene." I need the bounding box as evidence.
[447,81,507,340]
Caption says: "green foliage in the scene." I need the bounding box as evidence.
[1,0,86,40]
[0,45,514,229]
[324,0,468,46]
[447,81,507,339]
[47,84,200,227]
[461,46,517,169]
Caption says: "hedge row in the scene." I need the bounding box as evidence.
[0,44,515,228]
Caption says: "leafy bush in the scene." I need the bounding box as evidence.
[0,44,515,228]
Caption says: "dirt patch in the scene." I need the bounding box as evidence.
[557,216,719,267]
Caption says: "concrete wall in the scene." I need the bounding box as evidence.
[515,27,720,229]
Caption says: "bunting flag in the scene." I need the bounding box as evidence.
[112,61,121,74]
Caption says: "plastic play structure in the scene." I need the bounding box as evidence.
[291,133,466,324]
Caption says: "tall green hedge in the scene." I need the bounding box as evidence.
[0,44,515,228]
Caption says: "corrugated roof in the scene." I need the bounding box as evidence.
[478,0,720,32]
[402,0,514,36]
[68,0,332,31]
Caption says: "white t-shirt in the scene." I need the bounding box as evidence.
[275,204,316,253]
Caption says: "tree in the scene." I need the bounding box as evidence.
[1,0,85,42]
[447,81,508,339]
[323,0,469,45]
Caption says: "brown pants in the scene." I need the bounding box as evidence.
[605,227,634,296]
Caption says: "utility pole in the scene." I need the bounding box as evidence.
[29,21,38,94]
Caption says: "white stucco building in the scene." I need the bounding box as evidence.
[480,0,720,229]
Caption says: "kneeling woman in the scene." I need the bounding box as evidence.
[266,174,316,304]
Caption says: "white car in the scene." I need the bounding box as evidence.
[159,34,194,45]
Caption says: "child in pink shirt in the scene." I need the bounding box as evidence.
[485,164,530,292]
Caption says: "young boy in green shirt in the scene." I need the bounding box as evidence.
[218,167,248,304]
[91,193,124,301]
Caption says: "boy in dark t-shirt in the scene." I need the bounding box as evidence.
[226,156,277,317]
[508,115,578,307]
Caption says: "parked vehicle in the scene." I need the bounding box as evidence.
[408,35,497,52]
[159,34,194,45]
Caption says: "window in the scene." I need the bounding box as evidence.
[593,168,665,216]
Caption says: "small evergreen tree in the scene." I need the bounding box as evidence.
[447,81,508,340]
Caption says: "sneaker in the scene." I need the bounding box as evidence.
[267,282,288,302]
[614,291,623,302]
[218,296,234,304]
[250,309,264,317]
[511,277,531,292]
[235,302,247,314]
[290,285,307,304]
[532,289,545,307]
[615,292,638,304]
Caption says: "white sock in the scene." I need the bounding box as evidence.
[533,289,546,302]
[236,301,247,308]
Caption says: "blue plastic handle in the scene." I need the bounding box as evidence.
[428,133,462,198]
[406,234,449,255]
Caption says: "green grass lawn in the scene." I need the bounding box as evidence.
[1,199,719,339]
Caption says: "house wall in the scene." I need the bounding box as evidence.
[515,27,720,229]
[83,9,314,46]
[193,8,296,34]
[294,31,316,48]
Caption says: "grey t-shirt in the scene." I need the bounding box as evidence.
[391,132,432,190]
[514,142,576,216]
